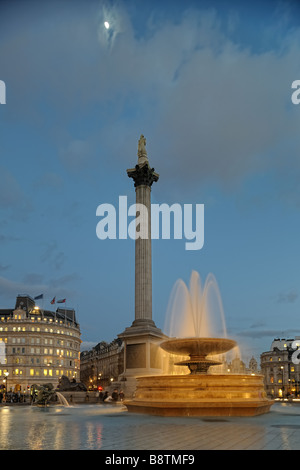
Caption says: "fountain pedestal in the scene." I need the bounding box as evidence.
[125,337,274,416]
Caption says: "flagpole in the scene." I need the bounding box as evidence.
[50,297,56,322]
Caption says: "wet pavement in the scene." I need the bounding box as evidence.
[0,401,300,450]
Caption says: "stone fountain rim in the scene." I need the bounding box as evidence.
[160,337,237,357]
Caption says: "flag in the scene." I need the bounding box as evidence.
[57,299,66,303]
[50,297,56,304]
[34,294,43,300]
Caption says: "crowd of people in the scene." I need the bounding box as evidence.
[0,386,125,405]
[97,388,125,403]
[0,390,27,404]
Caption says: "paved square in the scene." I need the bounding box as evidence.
[1,401,300,450]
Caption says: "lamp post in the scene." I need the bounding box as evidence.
[4,371,9,395]
[98,373,102,390]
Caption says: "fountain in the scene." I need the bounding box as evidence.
[125,271,274,416]
[30,383,56,406]
[30,381,72,407]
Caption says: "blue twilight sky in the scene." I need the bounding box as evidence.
[1,0,300,362]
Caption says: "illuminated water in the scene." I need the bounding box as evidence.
[1,402,300,450]
[162,271,240,374]
[164,271,227,338]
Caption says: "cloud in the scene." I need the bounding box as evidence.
[0,234,20,242]
[0,166,32,217]
[1,2,300,201]
[59,139,94,172]
[36,172,64,190]
[235,328,300,340]
[40,241,66,270]
[277,289,298,304]
[92,5,300,198]
[49,273,81,289]
[0,276,47,301]
[22,273,44,285]
[0,264,10,272]
[0,272,80,304]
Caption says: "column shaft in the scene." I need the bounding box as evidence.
[135,185,152,322]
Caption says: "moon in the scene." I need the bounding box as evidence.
[104,21,110,29]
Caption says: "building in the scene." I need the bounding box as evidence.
[260,337,300,398]
[0,295,81,393]
[80,339,124,390]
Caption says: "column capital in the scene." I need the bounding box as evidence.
[127,162,159,188]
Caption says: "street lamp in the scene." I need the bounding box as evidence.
[4,371,9,394]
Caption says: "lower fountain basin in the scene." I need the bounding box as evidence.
[125,374,274,417]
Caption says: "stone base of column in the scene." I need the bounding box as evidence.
[118,323,167,397]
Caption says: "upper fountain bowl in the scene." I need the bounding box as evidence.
[160,337,237,358]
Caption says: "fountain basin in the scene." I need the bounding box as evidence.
[160,337,237,357]
[160,337,237,374]
[125,374,274,417]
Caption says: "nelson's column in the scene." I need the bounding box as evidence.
[118,135,166,394]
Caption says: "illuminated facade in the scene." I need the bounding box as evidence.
[260,337,300,399]
[0,295,81,393]
[80,339,124,390]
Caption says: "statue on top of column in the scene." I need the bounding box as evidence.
[137,134,148,165]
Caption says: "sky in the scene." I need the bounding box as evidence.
[1,0,300,363]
